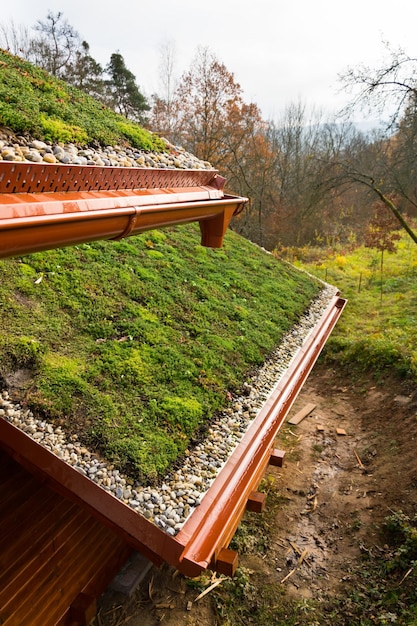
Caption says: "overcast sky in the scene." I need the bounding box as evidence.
[2,1,417,123]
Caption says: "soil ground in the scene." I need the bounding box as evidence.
[94,362,417,625]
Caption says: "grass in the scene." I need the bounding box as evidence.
[189,475,314,625]
[0,225,320,482]
[0,48,166,150]
[286,231,417,381]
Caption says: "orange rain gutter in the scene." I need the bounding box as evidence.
[177,293,346,574]
[0,162,247,257]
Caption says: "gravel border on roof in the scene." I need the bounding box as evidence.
[0,131,214,170]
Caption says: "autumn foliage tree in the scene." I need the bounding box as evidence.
[365,202,401,253]
[174,47,247,162]
[224,116,280,247]
[150,47,281,246]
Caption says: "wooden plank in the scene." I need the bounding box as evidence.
[0,498,79,587]
[0,513,93,616]
[0,450,130,626]
[0,468,42,515]
[0,488,57,553]
[3,511,105,623]
[24,523,129,626]
[288,402,316,425]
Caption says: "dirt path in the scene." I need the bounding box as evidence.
[95,363,417,625]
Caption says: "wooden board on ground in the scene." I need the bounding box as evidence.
[288,403,317,425]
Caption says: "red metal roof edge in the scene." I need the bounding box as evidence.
[0,161,222,194]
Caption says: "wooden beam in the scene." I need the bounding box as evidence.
[215,549,238,577]
[269,449,285,467]
[246,491,266,513]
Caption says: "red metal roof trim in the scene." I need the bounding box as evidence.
[0,161,221,194]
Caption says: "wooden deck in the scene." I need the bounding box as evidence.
[0,449,132,625]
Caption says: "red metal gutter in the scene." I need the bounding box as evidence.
[0,162,247,257]
[176,294,346,574]
[0,294,346,577]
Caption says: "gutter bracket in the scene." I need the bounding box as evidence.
[111,209,140,241]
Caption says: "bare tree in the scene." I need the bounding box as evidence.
[0,19,32,57]
[150,40,180,140]
[337,44,417,246]
[267,103,341,245]
[28,11,81,77]
[340,43,417,130]
[158,40,177,111]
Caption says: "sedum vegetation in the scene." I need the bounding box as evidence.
[0,48,165,150]
[0,47,322,482]
[0,226,320,481]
